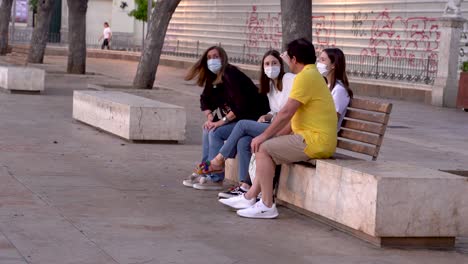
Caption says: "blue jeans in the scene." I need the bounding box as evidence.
[201,122,238,182]
[219,120,270,185]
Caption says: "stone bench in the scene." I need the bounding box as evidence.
[0,66,45,93]
[224,98,468,248]
[277,159,468,248]
[73,91,186,142]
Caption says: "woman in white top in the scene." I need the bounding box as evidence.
[316,48,353,129]
[202,50,295,198]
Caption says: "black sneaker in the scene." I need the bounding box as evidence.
[218,186,247,199]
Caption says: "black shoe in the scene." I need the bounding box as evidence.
[218,186,247,199]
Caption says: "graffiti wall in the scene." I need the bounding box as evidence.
[166,0,467,68]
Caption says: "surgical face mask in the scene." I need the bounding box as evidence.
[207,59,222,74]
[316,62,329,76]
[264,66,281,79]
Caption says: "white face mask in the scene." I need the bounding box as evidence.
[264,66,281,79]
[207,59,222,74]
[316,62,329,76]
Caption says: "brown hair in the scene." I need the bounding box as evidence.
[185,46,229,87]
[322,48,353,98]
[259,50,286,94]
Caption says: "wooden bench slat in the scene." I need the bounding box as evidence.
[338,129,380,145]
[337,140,376,156]
[345,109,386,124]
[349,98,392,114]
[341,119,384,135]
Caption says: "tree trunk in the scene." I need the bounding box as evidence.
[67,0,88,74]
[133,0,181,89]
[280,0,312,50]
[28,0,56,64]
[0,0,14,55]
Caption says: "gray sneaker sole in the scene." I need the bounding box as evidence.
[182,180,195,187]
[193,183,223,190]
[237,211,279,219]
[218,199,254,210]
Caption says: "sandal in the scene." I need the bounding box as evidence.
[194,160,224,175]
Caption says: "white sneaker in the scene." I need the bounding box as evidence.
[236,200,279,219]
[182,173,204,187]
[219,194,256,209]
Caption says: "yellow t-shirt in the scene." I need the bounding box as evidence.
[289,64,337,158]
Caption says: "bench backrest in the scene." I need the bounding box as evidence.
[338,98,393,161]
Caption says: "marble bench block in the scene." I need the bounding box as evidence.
[73,91,186,141]
[0,66,45,92]
[278,159,468,241]
[225,157,239,183]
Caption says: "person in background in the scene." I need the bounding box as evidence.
[99,22,112,50]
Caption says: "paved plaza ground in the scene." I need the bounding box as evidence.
[0,54,467,264]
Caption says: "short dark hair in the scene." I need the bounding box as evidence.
[104,22,109,26]
[286,38,316,65]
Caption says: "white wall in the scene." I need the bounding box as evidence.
[86,0,113,45]
[111,0,135,33]
[60,0,468,67]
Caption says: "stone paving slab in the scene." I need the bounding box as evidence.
[0,54,467,263]
[0,167,118,264]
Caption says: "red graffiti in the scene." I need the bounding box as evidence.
[245,5,282,61]
[360,9,440,71]
[312,13,336,52]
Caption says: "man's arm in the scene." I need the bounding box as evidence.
[275,121,292,136]
[251,98,301,152]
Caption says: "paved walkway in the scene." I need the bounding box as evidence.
[0,54,467,264]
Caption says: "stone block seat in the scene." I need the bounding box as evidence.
[73,91,186,142]
[278,159,468,248]
[226,98,468,248]
[0,66,45,93]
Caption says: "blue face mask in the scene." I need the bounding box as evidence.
[207,59,222,74]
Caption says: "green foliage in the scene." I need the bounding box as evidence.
[128,0,156,22]
[29,0,38,12]
[463,61,468,72]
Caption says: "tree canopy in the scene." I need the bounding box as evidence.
[29,0,38,12]
[128,0,156,22]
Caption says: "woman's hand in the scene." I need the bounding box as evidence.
[203,120,224,131]
[211,120,224,131]
[207,113,214,122]
[257,115,267,123]
[203,120,215,130]
[257,114,273,123]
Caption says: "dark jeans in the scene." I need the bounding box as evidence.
[101,39,110,50]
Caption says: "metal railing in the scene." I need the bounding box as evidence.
[160,39,439,84]
[9,31,439,84]
[346,54,437,85]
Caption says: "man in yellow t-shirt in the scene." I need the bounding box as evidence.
[221,38,337,219]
